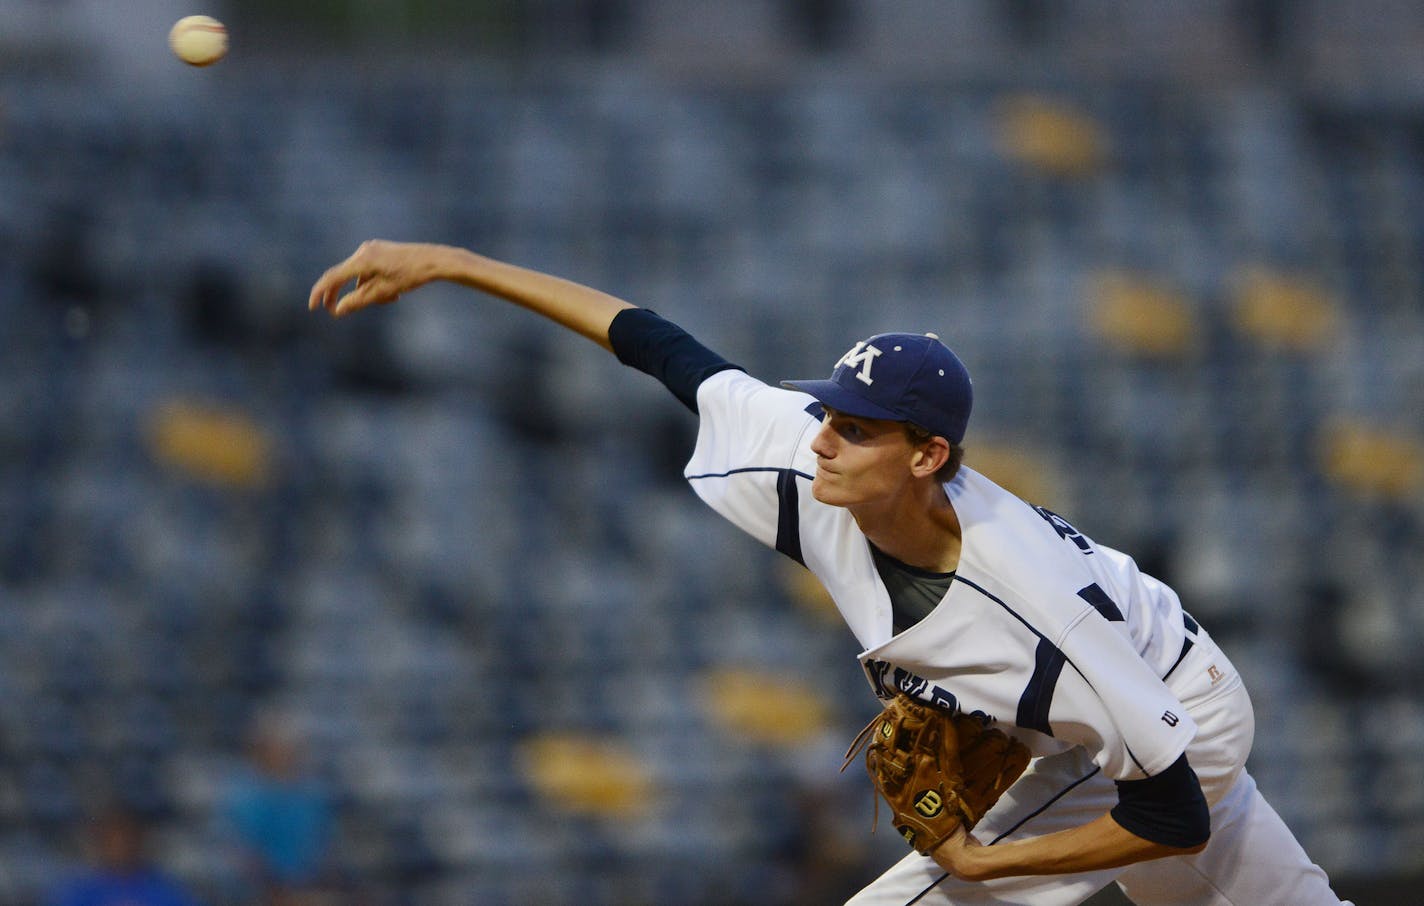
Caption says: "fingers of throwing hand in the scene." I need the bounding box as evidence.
[330,286,364,317]
[309,243,376,313]
[309,241,412,316]
[333,276,401,317]
[309,262,356,312]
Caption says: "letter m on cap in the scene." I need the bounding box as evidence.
[838,341,882,385]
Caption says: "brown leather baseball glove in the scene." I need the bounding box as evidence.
[845,693,1032,855]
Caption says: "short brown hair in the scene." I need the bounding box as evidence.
[904,422,965,482]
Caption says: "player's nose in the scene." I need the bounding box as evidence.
[809,418,836,458]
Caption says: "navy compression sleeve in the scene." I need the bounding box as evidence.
[1110,753,1211,848]
[607,308,742,413]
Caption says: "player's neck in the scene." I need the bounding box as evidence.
[850,482,961,574]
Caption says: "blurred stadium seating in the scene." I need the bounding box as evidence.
[3,1,1424,903]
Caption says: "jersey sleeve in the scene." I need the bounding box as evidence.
[607,308,742,412]
[1048,603,1199,780]
[683,369,822,557]
[1110,752,1210,847]
[963,500,1200,780]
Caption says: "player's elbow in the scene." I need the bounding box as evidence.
[1113,806,1210,856]
[1152,797,1210,854]
[1169,782,1211,852]
[1166,819,1211,855]
[1110,752,1211,853]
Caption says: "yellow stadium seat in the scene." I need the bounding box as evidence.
[964,441,1065,510]
[146,401,273,488]
[700,668,831,747]
[779,562,841,625]
[519,734,655,818]
[1232,266,1338,352]
[996,95,1107,177]
[1088,270,1198,358]
[1320,420,1424,499]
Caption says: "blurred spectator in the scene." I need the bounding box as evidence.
[217,712,334,906]
[47,807,201,906]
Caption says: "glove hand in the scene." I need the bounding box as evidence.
[845,693,1031,857]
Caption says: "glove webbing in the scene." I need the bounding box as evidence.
[842,703,944,835]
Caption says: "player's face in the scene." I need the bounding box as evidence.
[809,408,921,508]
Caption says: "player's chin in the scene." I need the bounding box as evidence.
[810,473,847,506]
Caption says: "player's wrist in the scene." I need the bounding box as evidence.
[929,830,996,881]
[430,244,483,283]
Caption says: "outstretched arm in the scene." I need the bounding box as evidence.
[308,240,635,351]
[308,240,739,412]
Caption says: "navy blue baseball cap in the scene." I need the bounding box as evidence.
[781,332,973,444]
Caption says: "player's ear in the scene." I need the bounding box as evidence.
[911,437,950,478]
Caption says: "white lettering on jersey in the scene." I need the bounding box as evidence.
[837,341,882,385]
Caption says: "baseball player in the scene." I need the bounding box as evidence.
[309,240,1352,905]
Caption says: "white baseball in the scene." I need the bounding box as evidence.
[169,15,228,67]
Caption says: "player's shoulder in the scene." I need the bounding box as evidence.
[953,468,1069,550]
[954,469,1099,596]
[697,367,824,423]
[687,369,824,479]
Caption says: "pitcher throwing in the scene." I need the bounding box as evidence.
[310,240,1351,905]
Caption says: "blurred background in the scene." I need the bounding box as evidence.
[3,1,1424,904]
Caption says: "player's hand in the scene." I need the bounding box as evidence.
[929,825,991,881]
[308,239,446,317]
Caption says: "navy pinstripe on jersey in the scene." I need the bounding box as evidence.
[685,465,814,567]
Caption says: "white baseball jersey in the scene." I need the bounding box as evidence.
[686,368,1200,782]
